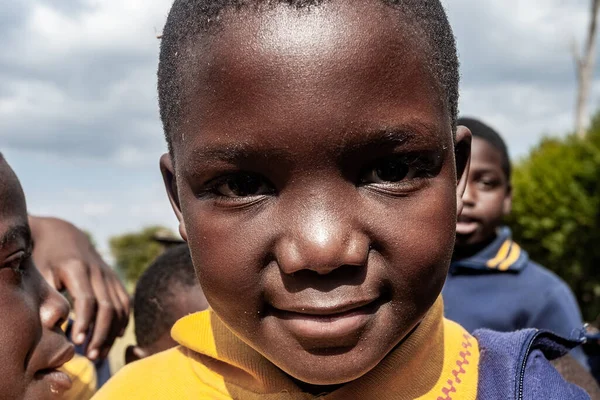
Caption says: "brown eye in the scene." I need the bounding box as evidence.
[363,157,411,184]
[214,173,274,198]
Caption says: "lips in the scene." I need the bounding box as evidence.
[36,369,73,394]
[277,298,377,316]
[456,214,479,236]
[269,298,380,345]
[35,344,75,394]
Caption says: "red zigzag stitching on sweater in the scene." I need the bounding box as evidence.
[436,333,473,400]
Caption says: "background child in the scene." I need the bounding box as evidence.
[125,244,208,363]
[442,117,588,366]
[94,0,590,398]
[0,154,75,399]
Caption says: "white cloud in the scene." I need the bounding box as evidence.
[3,0,600,256]
[0,0,171,161]
[445,0,598,156]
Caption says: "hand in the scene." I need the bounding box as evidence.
[29,216,130,361]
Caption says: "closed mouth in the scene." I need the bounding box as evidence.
[272,298,379,318]
[34,343,75,393]
[268,297,384,345]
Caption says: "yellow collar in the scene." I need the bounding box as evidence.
[171,297,479,399]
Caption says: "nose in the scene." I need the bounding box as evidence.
[462,180,476,207]
[275,201,369,275]
[39,279,70,331]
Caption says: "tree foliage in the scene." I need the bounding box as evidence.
[509,115,600,323]
[109,226,175,285]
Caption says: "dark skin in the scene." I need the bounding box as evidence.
[161,0,470,393]
[0,159,75,399]
[29,216,130,361]
[454,137,511,259]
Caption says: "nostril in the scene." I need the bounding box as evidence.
[315,263,364,278]
[280,263,368,293]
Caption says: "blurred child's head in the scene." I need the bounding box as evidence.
[126,244,208,363]
[158,0,471,391]
[0,155,74,399]
[455,117,511,249]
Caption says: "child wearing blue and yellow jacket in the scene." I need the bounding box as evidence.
[94,0,592,398]
[443,117,588,367]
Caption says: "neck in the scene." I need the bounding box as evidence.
[453,234,497,261]
[290,379,343,395]
[288,321,423,395]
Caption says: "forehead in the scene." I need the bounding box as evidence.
[0,162,27,218]
[0,162,28,248]
[470,137,504,168]
[173,0,450,160]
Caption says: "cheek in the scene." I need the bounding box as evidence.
[0,283,42,396]
[480,192,508,221]
[182,202,272,327]
[370,180,456,301]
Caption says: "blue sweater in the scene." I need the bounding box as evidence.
[443,227,587,366]
[476,329,590,399]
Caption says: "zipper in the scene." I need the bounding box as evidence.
[516,329,585,400]
[516,330,538,400]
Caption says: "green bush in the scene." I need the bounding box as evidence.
[509,116,600,323]
[109,226,175,285]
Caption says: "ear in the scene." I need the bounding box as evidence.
[125,345,149,364]
[160,153,188,241]
[503,184,513,216]
[454,126,472,216]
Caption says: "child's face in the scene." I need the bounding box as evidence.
[455,137,511,247]
[162,0,470,386]
[0,160,74,399]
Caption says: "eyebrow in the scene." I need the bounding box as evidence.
[187,142,292,165]
[0,224,33,251]
[186,123,444,165]
[342,128,419,152]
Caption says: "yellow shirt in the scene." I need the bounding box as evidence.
[93,298,479,399]
[60,353,97,400]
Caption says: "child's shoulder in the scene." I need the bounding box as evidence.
[475,329,590,399]
[92,346,231,400]
[521,259,572,291]
[92,348,187,399]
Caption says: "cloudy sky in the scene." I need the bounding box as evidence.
[0,0,596,257]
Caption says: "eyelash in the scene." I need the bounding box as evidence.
[3,251,30,276]
[197,173,275,206]
[197,153,440,204]
[360,154,439,190]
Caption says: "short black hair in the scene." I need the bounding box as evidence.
[458,117,511,181]
[158,0,459,155]
[133,244,199,347]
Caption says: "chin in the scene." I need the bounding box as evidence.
[455,232,478,246]
[277,348,382,386]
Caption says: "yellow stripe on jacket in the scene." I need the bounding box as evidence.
[486,240,511,269]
